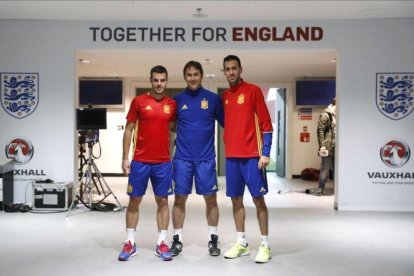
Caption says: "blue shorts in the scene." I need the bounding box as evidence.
[173,159,218,195]
[225,158,268,197]
[127,160,174,197]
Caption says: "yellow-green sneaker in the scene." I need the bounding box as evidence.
[224,243,250,259]
[255,244,272,263]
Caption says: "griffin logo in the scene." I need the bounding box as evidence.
[5,137,34,165]
[380,139,410,168]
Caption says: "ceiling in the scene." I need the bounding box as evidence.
[1,1,413,21]
[1,1,414,82]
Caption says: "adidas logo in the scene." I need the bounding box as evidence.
[145,105,152,110]
[168,188,173,193]
[212,185,217,190]
[260,187,266,193]
[182,104,188,110]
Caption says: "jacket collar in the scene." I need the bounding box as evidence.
[229,79,245,92]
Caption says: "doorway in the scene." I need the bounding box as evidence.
[216,86,287,177]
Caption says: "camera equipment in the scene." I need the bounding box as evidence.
[67,106,122,215]
[79,129,100,145]
[67,137,123,215]
[77,130,101,178]
[76,107,107,130]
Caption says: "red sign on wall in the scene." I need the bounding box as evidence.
[300,132,310,142]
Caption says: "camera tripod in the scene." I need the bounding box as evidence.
[67,140,123,216]
[78,141,87,178]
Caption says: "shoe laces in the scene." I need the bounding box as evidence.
[259,243,270,252]
[158,242,171,253]
[123,241,134,253]
[209,239,220,248]
[209,234,220,247]
[172,236,181,247]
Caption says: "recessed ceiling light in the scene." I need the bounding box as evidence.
[203,58,213,65]
[205,73,215,78]
[79,59,90,64]
[329,58,337,63]
[192,8,207,18]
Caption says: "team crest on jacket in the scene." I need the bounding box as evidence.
[163,104,170,114]
[376,73,414,120]
[237,93,245,104]
[201,98,208,109]
[1,73,39,119]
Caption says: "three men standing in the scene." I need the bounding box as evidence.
[119,56,273,264]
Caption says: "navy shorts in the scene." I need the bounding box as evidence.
[127,160,173,197]
[173,159,218,195]
[225,158,268,197]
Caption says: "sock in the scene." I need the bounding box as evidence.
[236,232,247,246]
[261,235,270,247]
[126,228,135,244]
[208,225,218,240]
[174,228,183,241]
[158,230,168,245]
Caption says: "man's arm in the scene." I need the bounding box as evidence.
[253,86,273,169]
[122,121,135,175]
[317,113,329,148]
[258,132,272,169]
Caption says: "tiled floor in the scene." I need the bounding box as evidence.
[1,175,413,276]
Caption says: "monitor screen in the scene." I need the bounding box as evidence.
[296,80,336,106]
[76,108,107,130]
[79,79,123,108]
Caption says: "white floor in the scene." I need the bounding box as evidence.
[1,175,414,276]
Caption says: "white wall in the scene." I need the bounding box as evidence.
[1,18,413,211]
[334,19,414,210]
[291,105,326,175]
[0,21,77,203]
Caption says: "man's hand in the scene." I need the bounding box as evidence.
[319,147,328,157]
[122,159,130,175]
[258,156,270,169]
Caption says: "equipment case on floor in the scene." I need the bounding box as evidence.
[32,182,73,212]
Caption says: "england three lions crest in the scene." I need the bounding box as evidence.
[1,73,39,119]
[376,73,414,120]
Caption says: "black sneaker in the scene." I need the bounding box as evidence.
[208,234,221,256]
[170,234,183,257]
